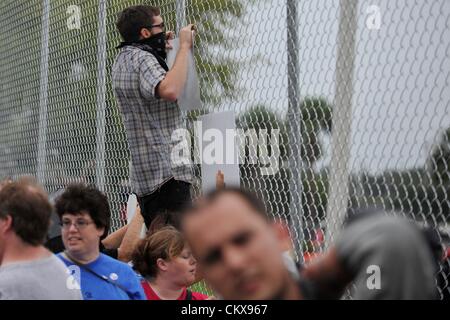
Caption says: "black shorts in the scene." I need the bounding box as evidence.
[137,178,192,229]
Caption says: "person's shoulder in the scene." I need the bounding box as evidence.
[98,253,133,271]
[42,253,64,266]
[0,283,14,300]
[0,264,35,293]
[0,268,14,284]
[48,253,77,273]
[120,46,157,61]
[55,252,70,265]
[113,46,150,69]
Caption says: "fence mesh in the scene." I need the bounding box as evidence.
[0,0,449,299]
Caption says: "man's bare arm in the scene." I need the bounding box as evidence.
[117,207,145,262]
[102,225,128,249]
[216,170,225,190]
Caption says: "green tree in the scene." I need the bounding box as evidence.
[429,127,450,187]
[235,98,333,224]
[298,97,332,166]
[295,97,332,223]
[423,127,449,221]
[236,105,290,217]
[355,127,450,222]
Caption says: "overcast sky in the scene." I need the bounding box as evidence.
[222,0,450,174]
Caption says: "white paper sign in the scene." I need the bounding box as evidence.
[197,111,240,194]
[166,38,202,111]
[126,194,138,225]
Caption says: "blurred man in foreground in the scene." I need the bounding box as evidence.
[181,188,303,300]
[181,187,438,300]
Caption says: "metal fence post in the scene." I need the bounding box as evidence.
[286,0,304,263]
[325,0,359,247]
[176,0,187,31]
[96,0,107,192]
[37,0,50,186]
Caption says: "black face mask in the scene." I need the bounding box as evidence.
[140,32,167,60]
[116,32,169,71]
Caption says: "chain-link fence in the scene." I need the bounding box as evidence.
[0,0,449,299]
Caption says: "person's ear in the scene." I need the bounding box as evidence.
[156,258,169,272]
[96,226,105,238]
[0,215,13,234]
[140,27,152,39]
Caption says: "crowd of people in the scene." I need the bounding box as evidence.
[0,177,448,300]
[1,4,448,300]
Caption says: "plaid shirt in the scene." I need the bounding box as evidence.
[112,45,193,197]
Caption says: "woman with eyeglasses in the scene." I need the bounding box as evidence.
[55,184,145,300]
[132,226,210,300]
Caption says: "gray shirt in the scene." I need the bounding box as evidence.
[0,254,82,300]
[336,214,437,300]
[112,44,193,197]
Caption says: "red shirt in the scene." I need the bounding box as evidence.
[141,281,208,300]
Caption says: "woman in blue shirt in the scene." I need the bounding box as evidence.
[55,184,145,300]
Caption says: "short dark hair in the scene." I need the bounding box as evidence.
[181,187,270,224]
[0,177,52,246]
[116,5,160,42]
[55,184,110,238]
